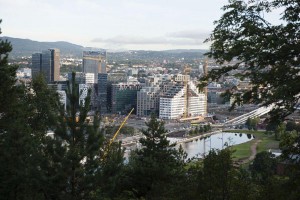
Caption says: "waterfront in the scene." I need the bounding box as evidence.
[170,132,254,159]
[124,132,254,160]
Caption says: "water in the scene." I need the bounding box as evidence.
[169,132,254,159]
[124,132,254,160]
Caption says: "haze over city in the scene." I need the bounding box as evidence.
[1,0,230,50]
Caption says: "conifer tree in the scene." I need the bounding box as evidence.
[0,32,62,199]
[50,72,124,199]
[49,72,104,199]
[0,21,61,199]
[127,114,186,199]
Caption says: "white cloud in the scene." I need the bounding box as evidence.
[167,30,211,40]
[91,29,211,48]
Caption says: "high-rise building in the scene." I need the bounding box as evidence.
[107,72,128,112]
[98,73,108,114]
[111,82,142,114]
[32,49,60,83]
[32,53,42,78]
[83,51,106,83]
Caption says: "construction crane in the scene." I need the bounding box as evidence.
[183,66,191,118]
[102,108,134,160]
[203,59,208,115]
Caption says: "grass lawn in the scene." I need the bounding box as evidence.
[225,130,280,160]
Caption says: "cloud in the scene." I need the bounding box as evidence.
[91,30,211,47]
[91,36,167,45]
[167,30,211,40]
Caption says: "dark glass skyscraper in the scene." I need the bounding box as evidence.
[98,73,108,113]
[32,48,60,83]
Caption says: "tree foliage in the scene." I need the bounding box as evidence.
[0,21,62,199]
[200,0,300,121]
[250,151,277,182]
[126,114,187,199]
[197,149,235,200]
[245,117,260,130]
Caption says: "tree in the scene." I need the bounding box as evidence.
[197,149,235,200]
[203,125,209,132]
[126,114,187,199]
[0,19,17,115]
[199,125,204,133]
[252,117,260,131]
[194,126,199,134]
[245,117,260,130]
[246,118,252,130]
[275,122,286,140]
[199,0,300,122]
[286,121,298,131]
[250,151,277,183]
[0,21,62,199]
[279,130,300,199]
[50,72,115,199]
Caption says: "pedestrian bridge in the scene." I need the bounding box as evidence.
[223,104,275,126]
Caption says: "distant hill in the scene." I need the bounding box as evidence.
[1,37,95,57]
[108,50,208,62]
[162,49,208,54]
[1,36,208,61]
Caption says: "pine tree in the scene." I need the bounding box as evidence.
[48,72,103,199]
[0,52,62,200]
[127,114,187,199]
[0,21,61,199]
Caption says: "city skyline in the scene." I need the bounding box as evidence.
[1,0,230,51]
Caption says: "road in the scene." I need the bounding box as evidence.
[125,118,191,133]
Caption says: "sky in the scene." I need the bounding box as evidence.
[0,0,279,51]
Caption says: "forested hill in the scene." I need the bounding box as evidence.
[1,36,207,61]
[0,36,87,57]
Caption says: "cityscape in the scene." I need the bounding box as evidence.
[12,44,265,129]
[1,0,300,199]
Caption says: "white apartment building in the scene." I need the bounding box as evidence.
[159,82,206,119]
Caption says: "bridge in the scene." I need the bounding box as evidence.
[223,104,275,126]
[174,130,222,145]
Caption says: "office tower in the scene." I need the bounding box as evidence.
[106,72,128,112]
[32,49,60,83]
[98,73,108,113]
[111,82,142,114]
[32,53,42,79]
[83,51,106,83]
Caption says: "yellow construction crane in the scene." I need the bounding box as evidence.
[102,108,134,160]
[183,66,191,118]
[203,59,208,115]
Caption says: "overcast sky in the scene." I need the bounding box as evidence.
[0,0,278,50]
